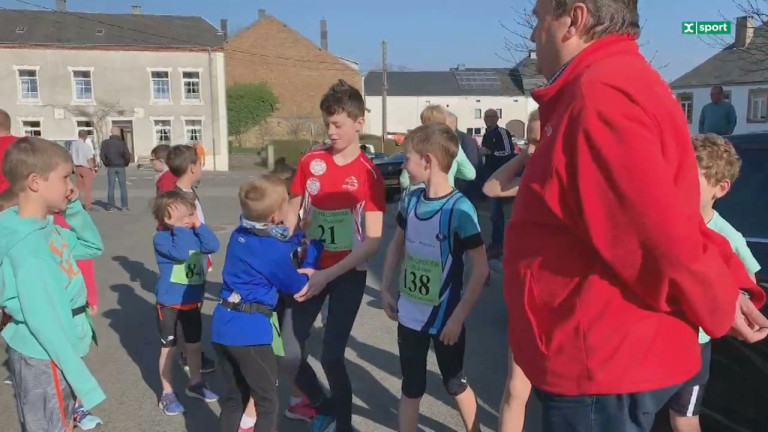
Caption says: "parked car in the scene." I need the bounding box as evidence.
[374,152,405,202]
[653,131,768,432]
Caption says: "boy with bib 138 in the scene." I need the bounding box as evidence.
[381,123,489,432]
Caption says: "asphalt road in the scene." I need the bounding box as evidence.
[0,167,537,432]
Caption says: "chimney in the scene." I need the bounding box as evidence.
[735,16,754,48]
[320,19,328,50]
[220,18,228,39]
[131,5,142,15]
[56,0,66,11]
[258,9,266,20]
[528,49,537,59]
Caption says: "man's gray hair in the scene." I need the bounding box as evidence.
[553,0,640,41]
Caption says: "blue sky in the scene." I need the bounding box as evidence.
[10,0,746,81]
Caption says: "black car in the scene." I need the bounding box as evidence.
[651,132,768,432]
[374,152,405,201]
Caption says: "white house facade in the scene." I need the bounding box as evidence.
[364,55,545,142]
[670,16,768,136]
[0,5,230,170]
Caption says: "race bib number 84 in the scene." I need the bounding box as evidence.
[309,208,354,252]
[171,251,206,285]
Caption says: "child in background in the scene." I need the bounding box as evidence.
[483,110,539,432]
[152,190,220,415]
[666,134,762,432]
[165,145,217,374]
[151,144,177,195]
[0,137,105,431]
[212,175,322,432]
[381,124,489,432]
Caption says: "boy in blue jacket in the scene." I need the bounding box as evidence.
[0,137,104,431]
[152,190,220,415]
[212,174,321,432]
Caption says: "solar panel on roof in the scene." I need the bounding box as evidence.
[454,71,502,90]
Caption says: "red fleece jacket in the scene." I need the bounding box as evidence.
[503,35,766,396]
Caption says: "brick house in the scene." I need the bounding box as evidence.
[224,9,362,142]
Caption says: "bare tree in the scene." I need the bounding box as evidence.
[705,0,768,72]
[498,1,668,70]
[64,100,133,145]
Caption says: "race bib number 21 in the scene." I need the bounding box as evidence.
[309,208,354,252]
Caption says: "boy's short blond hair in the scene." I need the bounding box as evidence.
[693,134,741,185]
[403,123,458,173]
[2,137,73,194]
[420,105,448,126]
[0,189,17,211]
[152,190,196,225]
[239,174,289,223]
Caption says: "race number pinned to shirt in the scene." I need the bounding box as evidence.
[309,208,354,252]
[171,251,206,285]
[401,253,442,305]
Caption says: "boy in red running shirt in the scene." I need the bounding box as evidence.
[283,80,385,432]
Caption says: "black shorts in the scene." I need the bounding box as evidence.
[156,304,202,348]
[669,342,712,417]
[397,323,468,399]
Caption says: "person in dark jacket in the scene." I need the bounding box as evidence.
[480,109,514,259]
[100,127,132,211]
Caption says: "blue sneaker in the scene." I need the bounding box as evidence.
[159,393,185,416]
[73,405,103,430]
[185,382,218,402]
[309,414,336,432]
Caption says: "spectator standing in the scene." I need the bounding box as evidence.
[100,127,131,211]
[480,109,514,259]
[699,85,737,136]
[71,130,97,211]
[0,109,19,193]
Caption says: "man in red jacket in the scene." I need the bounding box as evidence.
[504,1,768,431]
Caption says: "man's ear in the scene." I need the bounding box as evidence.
[565,3,590,39]
[715,179,732,199]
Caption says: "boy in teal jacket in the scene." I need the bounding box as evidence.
[0,137,105,431]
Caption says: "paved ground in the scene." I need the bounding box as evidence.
[0,167,539,431]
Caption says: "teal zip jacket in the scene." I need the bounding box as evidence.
[0,200,105,409]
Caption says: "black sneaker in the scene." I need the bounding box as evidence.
[201,352,216,374]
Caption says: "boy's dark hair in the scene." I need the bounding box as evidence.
[320,79,366,120]
[403,124,458,173]
[77,129,89,139]
[0,189,17,211]
[152,190,196,225]
[2,137,73,193]
[166,145,199,177]
[151,144,172,162]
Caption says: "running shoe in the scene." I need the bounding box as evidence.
[3,375,11,385]
[186,382,218,402]
[284,398,317,422]
[201,352,216,373]
[73,405,103,430]
[309,414,336,432]
[159,393,185,416]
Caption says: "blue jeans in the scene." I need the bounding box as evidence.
[490,197,505,250]
[536,385,680,432]
[106,167,128,208]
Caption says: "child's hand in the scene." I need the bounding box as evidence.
[193,212,203,228]
[166,204,187,227]
[294,284,310,302]
[381,292,398,322]
[89,305,98,317]
[439,314,464,346]
[297,268,316,277]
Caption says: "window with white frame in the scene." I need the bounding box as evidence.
[466,127,483,135]
[182,71,201,102]
[21,120,42,137]
[184,119,203,143]
[150,70,171,102]
[17,69,39,101]
[76,120,94,137]
[72,70,93,102]
[153,119,172,144]
[497,108,503,118]
[748,89,768,123]
[676,93,694,124]
[474,109,482,119]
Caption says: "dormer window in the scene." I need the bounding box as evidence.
[16,26,26,33]
[95,28,105,35]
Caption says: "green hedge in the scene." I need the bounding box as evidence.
[229,136,403,166]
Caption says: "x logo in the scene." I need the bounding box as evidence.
[683,23,695,33]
